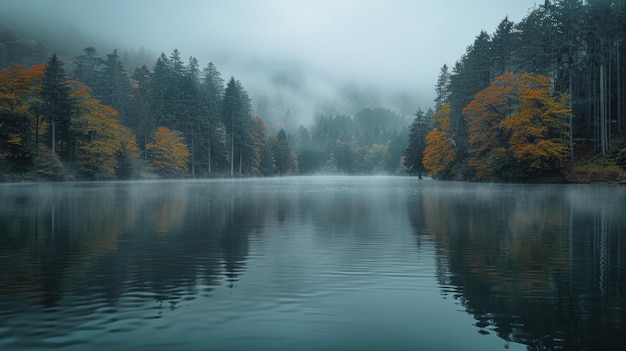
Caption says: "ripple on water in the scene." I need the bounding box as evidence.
[1,178,624,351]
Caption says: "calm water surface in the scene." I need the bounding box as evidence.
[1,176,625,351]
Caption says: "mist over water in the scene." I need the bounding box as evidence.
[1,177,624,350]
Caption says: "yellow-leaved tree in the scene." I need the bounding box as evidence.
[0,63,46,174]
[423,103,456,177]
[71,82,139,177]
[464,73,571,180]
[146,126,189,175]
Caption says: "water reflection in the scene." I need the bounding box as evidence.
[410,183,626,351]
[0,181,264,348]
[1,179,625,350]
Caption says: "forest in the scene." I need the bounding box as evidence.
[1,0,626,182]
[404,0,626,182]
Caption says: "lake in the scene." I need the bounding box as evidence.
[1,176,625,351]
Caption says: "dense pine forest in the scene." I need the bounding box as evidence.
[1,0,625,182]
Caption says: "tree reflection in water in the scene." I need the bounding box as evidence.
[0,181,262,309]
[409,183,626,351]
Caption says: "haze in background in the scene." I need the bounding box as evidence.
[0,0,537,124]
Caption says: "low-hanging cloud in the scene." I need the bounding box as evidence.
[1,0,536,127]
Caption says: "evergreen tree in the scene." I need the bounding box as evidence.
[201,62,227,173]
[491,17,517,77]
[127,65,153,158]
[41,54,73,158]
[272,128,292,175]
[150,53,171,127]
[404,108,429,179]
[434,64,451,111]
[73,47,102,90]
[447,31,493,169]
[98,49,131,118]
[222,77,253,175]
[181,56,202,175]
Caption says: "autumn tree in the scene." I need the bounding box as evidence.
[464,73,571,180]
[70,83,139,177]
[0,63,45,173]
[423,103,456,177]
[146,126,189,176]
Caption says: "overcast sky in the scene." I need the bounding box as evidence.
[1,0,538,123]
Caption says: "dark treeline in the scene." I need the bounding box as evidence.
[0,39,302,180]
[0,22,413,180]
[0,21,412,180]
[405,0,626,182]
[3,0,626,182]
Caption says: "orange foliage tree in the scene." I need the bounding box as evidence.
[146,126,189,175]
[71,82,139,177]
[464,73,571,180]
[423,103,456,177]
[0,63,46,173]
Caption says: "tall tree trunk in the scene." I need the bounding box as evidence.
[617,36,622,133]
[569,71,574,160]
[51,119,56,154]
[594,69,598,150]
[35,113,40,156]
[600,63,607,155]
[608,45,612,143]
[144,129,148,160]
[191,131,195,177]
[239,150,242,175]
[230,119,234,177]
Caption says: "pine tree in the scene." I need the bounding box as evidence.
[201,62,227,173]
[98,49,131,118]
[447,31,493,166]
[73,47,102,90]
[127,65,153,158]
[404,108,429,179]
[222,77,253,175]
[273,128,292,175]
[434,64,451,111]
[491,17,516,77]
[41,54,73,158]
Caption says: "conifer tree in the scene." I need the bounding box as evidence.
[404,109,429,179]
[201,62,227,173]
[41,54,73,158]
[222,77,253,175]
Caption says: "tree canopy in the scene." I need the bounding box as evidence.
[464,73,571,180]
